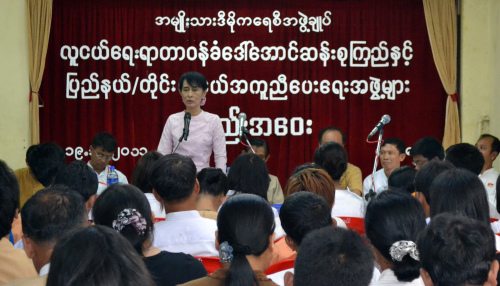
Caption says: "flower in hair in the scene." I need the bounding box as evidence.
[389,240,419,262]
[219,241,234,263]
[112,208,147,236]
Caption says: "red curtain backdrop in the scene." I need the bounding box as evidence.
[40,0,447,186]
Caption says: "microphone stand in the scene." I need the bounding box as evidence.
[365,128,384,202]
[241,128,255,153]
[172,128,188,154]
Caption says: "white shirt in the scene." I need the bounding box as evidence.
[153,210,218,257]
[268,266,381,286]
[87,162,128,195]
[332,189,366,218]
[332,216,348,229]
[370,268,425,286]
[363,169,388,197]
[39,263,50,276]
[145,193,166,220]
[479,168,499,207]
[492,221,500,234]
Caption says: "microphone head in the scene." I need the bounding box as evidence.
[238,112,247,120]
[381,114,391,124]
[184,112,191,119]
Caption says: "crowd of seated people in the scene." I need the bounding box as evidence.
[2,131,500,286]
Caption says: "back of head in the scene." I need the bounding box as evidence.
[54,160,98,202]
[382,137,406,154]
[284,168,335,208]
[47,225,154,286]
[21,184,87,245]
[318,126,345,145]
[365,190,426,282]
[150,153,197,202]
[294,227,374,286]
[178,71,208,91]
[445,143,484,175]
[409,137,444,160]
[26,142,66,187]
[291,163,323,177]
[313,142,348,181]
[388,166,417,194]
[0,160,20,237]
[197,167,229,197]
[244,138,269,156]
[228,153,269,200]
[430,168,490,224]
[217,194,275,286]
[131,151,163,193]
[414,160,455,204]
[93,184,153,256]
[280,192,332,246]
[417,213,496,286]
[91,132,117,153]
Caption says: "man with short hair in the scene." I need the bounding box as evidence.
[445,143,485,175]
[418,213,499,286]
[151,153,218,257]
[318,127,363,196]
[409,136,444,170]
[362,138,406,198]
[87,132,128,194]
[242,137,283,204]
[476,134,500,206]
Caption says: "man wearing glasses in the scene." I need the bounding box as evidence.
[409,136,444,171]
[87,132,128,194]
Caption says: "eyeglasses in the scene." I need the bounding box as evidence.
[412,160,427,168]
[92,149,113,161]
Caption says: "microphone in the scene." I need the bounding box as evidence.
[367,115,391,140]
[238,113,247,138]
[183,112,191,141]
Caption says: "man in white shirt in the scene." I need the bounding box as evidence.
[87,132,128,195]
[151,153,218,257]
[476,134,500,206]
[363,138,407,199]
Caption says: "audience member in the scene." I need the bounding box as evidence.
[13,146,43,208]
[409,137,444,170]
[476,134,500,206]
[0,160,37,284]
[365,190,426,285]
[87,132,128,194]
[363,137,407,198]
[131,151,164,220]
[180,194,278,286]
[314,142,365,218]
[150,153,218,256]
[388,166,417,195]
[495,175,500,233]
[93,184,207,286]
[290,163,322,177]
[445,142,484,175]
[318,126,363,196]
[243,138,284,204]
[196,167,229,220]
[290,227,374,286]
[46,225,155,286]
[418,213,499,286]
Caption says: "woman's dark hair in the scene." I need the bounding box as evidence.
[365,190,426,282]
[388,166,417,194]
[313,142,348,181]
[93,184,153,256]
[217,194,275,286]
[430,168,490,224]
[47,225,154,286]
[197,167,229,197]
[284,168,335,208]
[131,151,163,193]
[178,71,208,91]
[228,153,269,201]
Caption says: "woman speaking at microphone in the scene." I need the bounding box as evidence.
[157,71,227,172]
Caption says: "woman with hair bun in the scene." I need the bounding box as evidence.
[196,167,229,220]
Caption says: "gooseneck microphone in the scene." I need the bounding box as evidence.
[238,112,247,138]
[367,114,391,140]
[182,112,191,141]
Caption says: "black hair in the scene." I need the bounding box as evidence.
[228,153,269,201]
[26,142,66,187]
[417,213,496,286]
[243,138,269,156]
[313,142,348,181]
[25,144,38,161]
[409,137,445,160]
[365,190,426,282]
[91,132,118,153]
[0,160,20,237]
[93,184,153,256]
[197,167,229,197]
[217,194,275,286]
[47,225,154,286]
[294,227,374,286]
[318,126,345,145]
[388,166,417,194]
[53,160,98,202]
[178,71,208,91]
[291,163,323,177]
[478,134,500,153]
[131,151,163,194]
[445,143,484,175]
[280,192,332,246]
[430,168,490,224]
[414,161,455,204]
[21,184,87,244]
[150,153,197,202]
[382,137,406,155]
